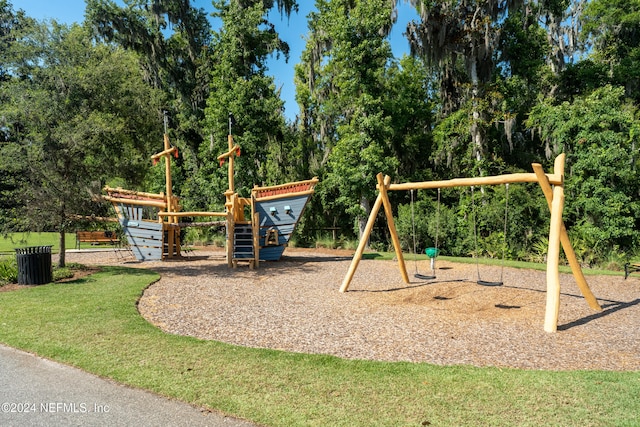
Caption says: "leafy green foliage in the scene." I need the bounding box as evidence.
[0,255,17,285]
[2,0,640,267]
[192,0,291,210]
[297,0,404,237]
[581,0,640,102]
[527,85,640,265]
[0,18,161,265]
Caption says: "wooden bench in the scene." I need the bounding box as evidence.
[625,262,640,279]
[76,231,119,249]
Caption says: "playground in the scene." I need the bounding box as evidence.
[61,119,636,371]
[63,247,640,371]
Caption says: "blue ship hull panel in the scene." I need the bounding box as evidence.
[255,193,311,261]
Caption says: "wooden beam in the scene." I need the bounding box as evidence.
[158,211,228,218]
[150,146,178,160]
[386,172,563,192]
[544,183,565,332]
[103,186,168,200]
[532,163,602,312]
[216,144,241,161]
[102,195,167,209]
[340,174,388,293]
[378,174,409,285]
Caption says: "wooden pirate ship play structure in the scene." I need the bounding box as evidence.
[104,114,317,267]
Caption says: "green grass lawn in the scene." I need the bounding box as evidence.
[0,266,638,426]
[0,232,75,253]
[0,232,118,254]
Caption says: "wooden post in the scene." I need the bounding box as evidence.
[164,133,176,258]
[340,174,387,292]
[378,174,409,285]
[223,132,236,268]
[226,211,234,268]
[164,134,173,209]
[532,162,601,312]
[542,154,566,332]
[545,183,565,332]
[253,210,260,269]
[228,134,235,194]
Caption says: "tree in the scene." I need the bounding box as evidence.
[406,0,509,169]
[0,1,33,231]
[384,55,436,182]
[405,0,587,173]
[0,21,161,266]
[86,0,215,199]
[581,0,640,103]
[190,0,293,211]
[296,0,400,240]
[526,85,640,263]
[87,0,300,210]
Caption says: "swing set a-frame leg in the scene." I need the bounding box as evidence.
[340,174,409,292]
[533,163,602,313]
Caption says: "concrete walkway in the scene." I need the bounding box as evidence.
[0,344,259,427]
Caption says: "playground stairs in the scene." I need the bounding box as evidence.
[232,223,255,268]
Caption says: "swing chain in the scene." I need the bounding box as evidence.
[435,188,440,254]
[473,184,510,286]
[410,189,419,274]
[500,184,510,283]
[410,188,440,280]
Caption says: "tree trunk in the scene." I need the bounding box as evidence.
[58,229,66,268]
[470,58,483,164]
[359,195,371,248]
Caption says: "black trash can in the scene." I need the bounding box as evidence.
[15,246,53,285]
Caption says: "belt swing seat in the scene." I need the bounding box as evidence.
[471,184,510,287]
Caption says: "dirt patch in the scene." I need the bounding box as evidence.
[55,267,102,282]
[0,283,36,292]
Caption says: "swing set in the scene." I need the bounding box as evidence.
[340,154,603,332]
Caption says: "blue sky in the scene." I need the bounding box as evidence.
[15,0,418,121]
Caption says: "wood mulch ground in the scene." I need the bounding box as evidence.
[51,248,640,371]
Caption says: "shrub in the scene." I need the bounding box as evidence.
[0,256,18,285]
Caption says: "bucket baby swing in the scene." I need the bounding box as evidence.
[471,184,510,287]
[410,188,440,281]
